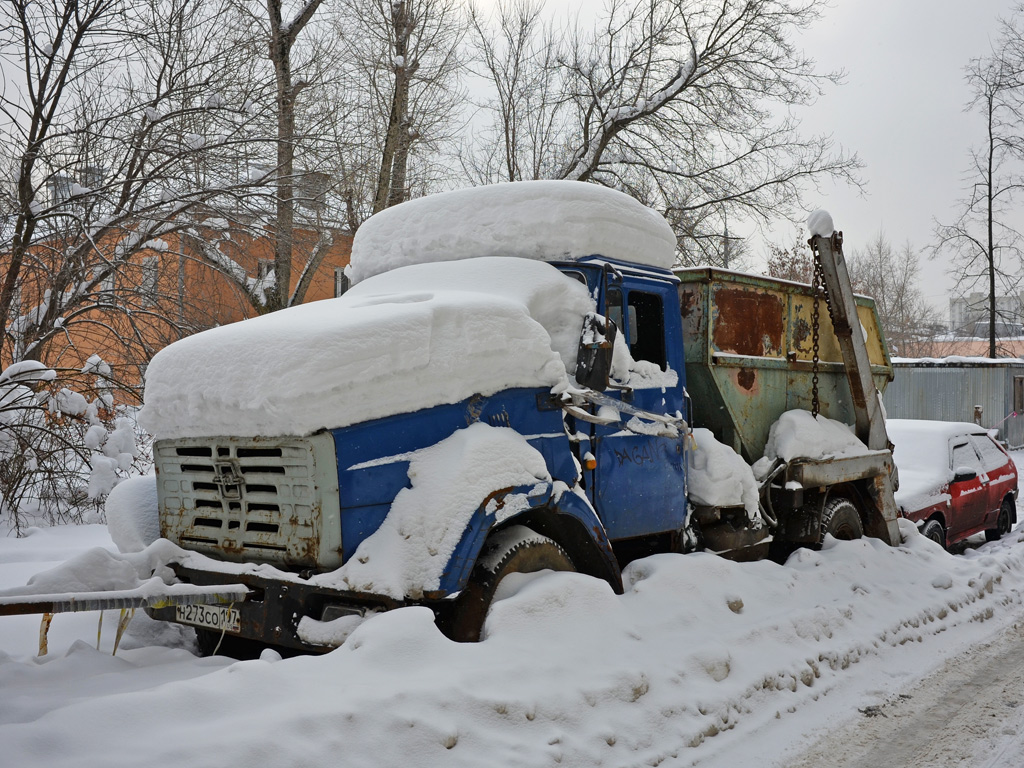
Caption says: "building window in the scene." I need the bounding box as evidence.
[334,268,351,297]
[142,255,159,306]
[257,259,274,281]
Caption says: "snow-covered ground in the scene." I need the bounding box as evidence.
[2,454,1024,767]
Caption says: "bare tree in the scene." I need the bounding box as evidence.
[464,0,569,184]
[848,233,937,358]
[0,0,283,523]
[765,238,815,284]
[260,0,328,310]
[338,0,467,219]
[935,18,1024,358]
[0,0,281,366]
[467,0,861,258]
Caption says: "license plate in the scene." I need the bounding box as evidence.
[175,603,241,633]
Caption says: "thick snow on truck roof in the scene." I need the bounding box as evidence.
[347,180,678,283]
[142,181,679,440]
[140,257,594,440]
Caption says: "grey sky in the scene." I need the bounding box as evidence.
[474,0,1019,318]
[798,0,1018,314]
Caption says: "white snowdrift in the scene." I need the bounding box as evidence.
[140,257,593,439]
[317,422,553,599]
[105,475,160,554]
[347,180,678,284]
[686,428,760,520]
[3,518,1024,768]
[0,538,220,607]
[765,410,872,463]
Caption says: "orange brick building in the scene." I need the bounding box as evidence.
[4,223,352,403]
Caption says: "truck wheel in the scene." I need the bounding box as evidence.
[985,499,1014,542]
[921,519,946,549]
[445,526,575,642]
[820,498,863,542]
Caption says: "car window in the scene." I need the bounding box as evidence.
[969,434,1008,473]
[950,441,983,473]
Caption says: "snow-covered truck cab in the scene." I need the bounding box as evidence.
[142,182,712,651]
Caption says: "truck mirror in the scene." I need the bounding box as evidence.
[575,313,617,391]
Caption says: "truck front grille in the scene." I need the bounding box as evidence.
[154,433,342,570]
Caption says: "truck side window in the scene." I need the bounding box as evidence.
[627,291,666,369]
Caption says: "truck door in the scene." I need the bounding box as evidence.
[589,280,688,540]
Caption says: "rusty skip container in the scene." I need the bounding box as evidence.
[675,267,894,463]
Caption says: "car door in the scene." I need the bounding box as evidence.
[947,439,989,540]
[969,433,1013,527]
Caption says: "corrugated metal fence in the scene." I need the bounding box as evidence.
[883,361,1024,448]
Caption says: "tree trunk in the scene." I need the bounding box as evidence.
[374,0,411,214]
[987,93,996,359]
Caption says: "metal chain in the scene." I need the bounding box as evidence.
[809,239,837,419]
[811,256,821,418]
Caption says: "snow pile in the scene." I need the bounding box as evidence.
[348,180,678,284]
[317,423,553,599]
[4,516,1024,767]
[806,209,835,237]
[0,537,191,603]
[141,257,593,439]
[765,410,871,463]
[686,428,760,520]
[105,475,160,554]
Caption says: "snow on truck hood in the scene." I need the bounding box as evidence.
[347,180,678,284]
[140,257,594,440]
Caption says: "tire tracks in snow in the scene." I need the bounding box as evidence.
[787,620,1024,768]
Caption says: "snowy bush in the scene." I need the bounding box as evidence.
[0,357,148,535]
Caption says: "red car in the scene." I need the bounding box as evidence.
[887,419,1018,549]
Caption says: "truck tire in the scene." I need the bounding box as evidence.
[445,526,575,642]
[921,519,946,549]
[820,498,863,542]
[985,498,1014,542]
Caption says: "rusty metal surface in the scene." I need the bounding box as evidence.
[675,267,893,461]
[154,432,342,570]
[787,453,894,489]
[711,287,784,357]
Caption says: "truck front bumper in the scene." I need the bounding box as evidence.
[147,565,415,653]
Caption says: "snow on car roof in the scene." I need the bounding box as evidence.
[347,180,678,284]
[886,419,991,511]
[140,257,594,440]
[886,419,988,441]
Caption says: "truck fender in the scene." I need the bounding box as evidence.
[440,481,622,596]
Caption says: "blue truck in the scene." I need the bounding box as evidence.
[130,184,903,655]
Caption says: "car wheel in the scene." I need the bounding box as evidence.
[921,519,946,549]
[820,498,864,541]
[985,498,1014,542]
[443,525,574,642]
